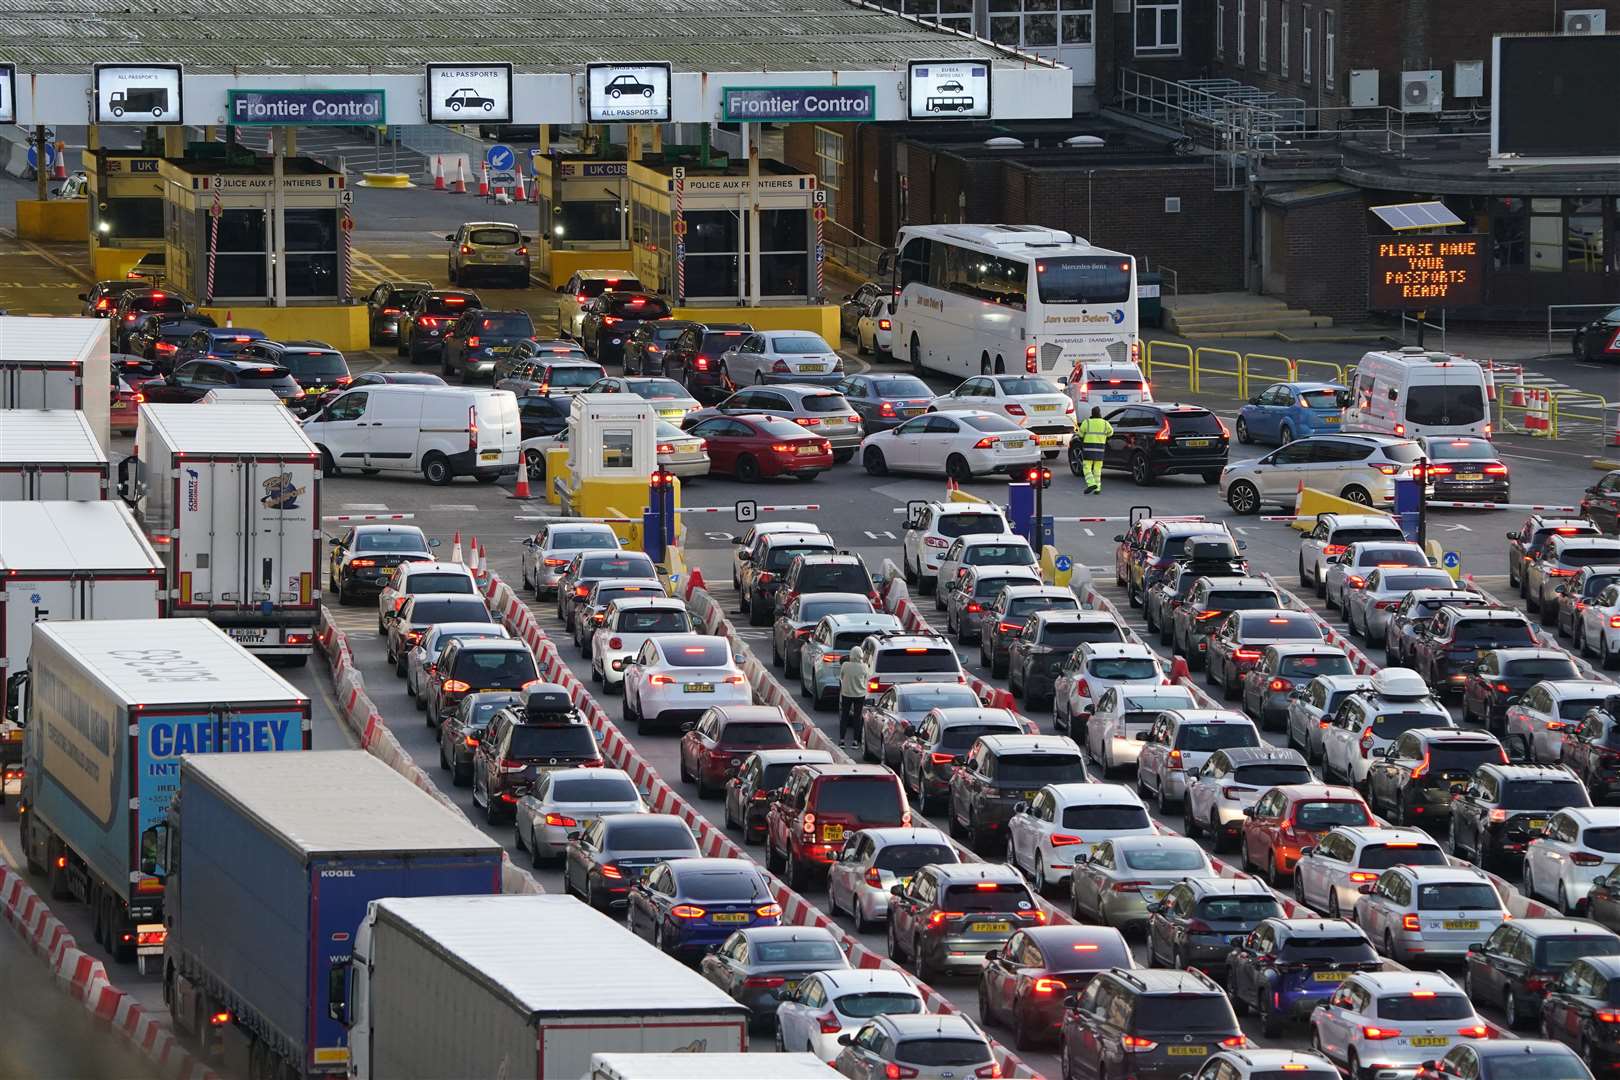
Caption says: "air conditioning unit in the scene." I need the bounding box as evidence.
[1453,60,1485,99]
[1564,8,1607,33]
[1400,70,1443,114]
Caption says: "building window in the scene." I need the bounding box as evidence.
[1301,5,1312,84]
[1214,0,1225,58]
[1280,3,1290,75]
[213,208,267,299]
[991,0,1090,49]
[814,128,844,223]
[1258,0,1268,71]
[1321,9,1335,91]
[895,0,973,34]
[1134,0,1181,55]
[1490,197,1526,270]
[1567,196,1605,273]
[1236,0,1246,66]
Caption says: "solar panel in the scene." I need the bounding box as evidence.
[1370,201,1465,231]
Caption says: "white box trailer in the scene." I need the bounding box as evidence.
[586,1053,834,1080]
[125,403,321,663]
[0,500,163,683]
[339,895,750,1080]
[0,410,109,500]
[0,316,111,449]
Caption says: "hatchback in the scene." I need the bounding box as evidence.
[1343,566,1459,644]
[364,279,431,344]
[838,373,934,432]
[555,269,644,339]
[804,613,907,711]
[1171,577,1285,671]
[440,308,536,382]
[665,322,754,403]
[446,221,530,287]
[777,969,925,1062]
[1322,540,1434,612]
[571,577,666,653]
[622,318,703,376]
[1146,877,1284,976]
[861,409,1043,482]
[1554,564,1620,639]
[424,637,539,729]
[825,826,958,931]
[978,583,1079,677]
[1241,644,1353,730]
[1319,674,1454,790]
[945,565,1045,644]
[678,705,801,797]
[398,289,481,362]
[1465,918,1620,1030]
[948,734,1087,852]
[1353,864,1509,963]
[1463,648,1582,731]
[470,687,600,825]
[862,681,986,778]
[1206,610,1326,701]
[239,340,351,414]
[557,549,660,631]
[1528,536,1620,615]
[1235,380,1348,445]
[625,857,782,962]
[1226,918,1380,1036]
[978,925,1132,1051]
[142,356,302,407]
[1007,781,1154,893]
[739,531,837,618]
[1367,728,1509,826]
[1054,642,1166,724]
[1081,685,1200,775]
[1508,516,1602,592]
[773,552,879,624]
[886,862,1044,979]
[930,374,1076,455]
[436,689,522,787]
[1285,673,1376,763]
[1538,954,1620,1067]
[1294,825,1451,918]
[773,593,877,679]
[520,520,620,598]
[901,501,1014,594]
[1183,745,1313,853]
[723,748,836,844]
[585,375,701,423]
[384,592,491,671]
[1136,708,1263,811]
[1420,1039,1595,1080]
[1010,611,1128,711]
[1450,763,1593,871]
[898,707,1028,815]
[1525,807,1620,914]
[1224,433,1423,514]
[833,1013,998,1080]
[1507,680,1616,765]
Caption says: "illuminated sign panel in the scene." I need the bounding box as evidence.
[1367,233,1486,310]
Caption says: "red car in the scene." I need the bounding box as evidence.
[765,763,910,889]
[1240,782,1372,885]
[109,356,164,432]
[678,705,801,798]
[684,412,832,482]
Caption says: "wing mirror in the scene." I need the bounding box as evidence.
[1133,731,1150,742]
[1012,801,1028,815]
[1357,883,1375,894]
[444,233,456,242]
[838,1034,856,1046]
[890,884,906,897]
[1242,806,1257,817]
[1297,846,1315,859]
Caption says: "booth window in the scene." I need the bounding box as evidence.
[1529,197,1563,273]
[601,429,636,470]
[558,200,623,244]
[815,129,844,221]
[759,209,810,297]
[284,208,338,298]
[213,208,268,298]
[684,209,742,299]
[100,197,164,241]
[1135,0,1181,55]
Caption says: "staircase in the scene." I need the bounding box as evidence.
[1162,292,1334,338]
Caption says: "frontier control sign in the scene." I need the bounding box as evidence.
[1368,233,1487,310]
[722,86,875,123]
[228,89,385,126]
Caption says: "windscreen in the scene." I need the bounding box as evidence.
[966,544,1037,567]
[800,565,872,595]
[1238,615,1318,639]
[424,294,477,315]
[1382,571,1456,592]
[800,393,853,413]
[236,368,294,387]
[1377,994,1474,1021]
[941,882,1034,912]
[616,609,690,634]
[1502,657,1580,681]
[1194,895,1282,922]
[1122,845,1206,871]
[606,822,697,853]
[582,278,642,298]
[875,648,958,674]
[765,544,835,571]
[282,351,347,378]
[1129,995,1239,1033]
[1276,935,1378,962]
[1502,779,1591,808]
[1207,590,1282,612]
[406,573,477,595]
[680,871,765,901]
[873,843,957,873]
[1561,546,1620,567]
[547,529,618,551]
[937,513,1008,538]
[507,724,598,757]
[1431,438,1496,460]
[1041,621,1126,647]
[771,335,832,354]
[476,313,534,336]
[1034,256,1132,304]
[664,642,730,667]
[468,227,519,245]
[960,413,1024,433]
[1358,843,1449,870]
[1300,389,1344,408]
[995,753,1086,784]
[1233,763,1314,787]
[801,599,872,622]
[1061,804,1152,830]
[608,297,671,319]
[1173,724,1261,752]
[995,376,1063,395]
[1087,656,1159,680]
[940,723,1021,751]
[1541,936,1620,968]
[1370,711,1449,739]
[895,1039,993,1068]
[625,378,688,398]
[452,650,537,686]
[356,532,427,552]
[814,777,903,822]
[408,598,490,624]
[873,376,932,397]
[1169,411,1224,436]
[1406,384,1486,426]
[1415,882,1501,910]
[720,722,797,749]
[1008,596,1078,618]
[1332,528,1407,545]
[1278,655,1352,678]
[583,555,657,578]
[1454,620,1536,647]
[549,775,638,802]
[1428,743,1506,774]
[837,992,924,1019]
[1294,801,1370,829]
[547,365,603,387]
[754,939,844,964]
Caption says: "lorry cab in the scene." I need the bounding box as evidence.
[1341,346,1491,439]
[301,384,520,485]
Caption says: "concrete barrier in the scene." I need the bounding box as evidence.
[197,304,370,352]
[16,198,89,242]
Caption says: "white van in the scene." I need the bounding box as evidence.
[301,384,519,484]
[1341,346,1490,439]
[1065,359,1152,409]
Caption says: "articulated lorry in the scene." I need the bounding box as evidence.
[0,315,112,448]
[164,752,504,1078]
[0,410,109,500]
[122,402,321,662]
[335,894,750,1080]
[13,618,309,966]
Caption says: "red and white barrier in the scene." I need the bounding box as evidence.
[681,504,821,514]
[321,513,415,522]
[1426,500,1580,513]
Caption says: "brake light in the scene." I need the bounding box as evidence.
[600,864,623,879]
[1394,423,1406,436]
[648,674,676,686]
[1121,1036,1158,1051]
[757,903,783,917]
[670,905,706,919]
[1323,544,1348,556]
[802,811,816,836]
[879,319,891,330]
[576,293,588,302]
[694,356,710,371]
[1025,344,1037,373]
[972,436,998,449]
[794,415,822,426]
[1216,416,1231,439]
[1111,879,1151,893]
[817,1012,844,1034]
[1402,914,1421,931]
[1484,464,1508,475]
[1268,678,1292,692]
[441,679,471,693]
[1348,871,1378,882]
[155,340,177,353]
[1572,851,1604,866]
[466,336,480,348]
[1033,977,1065,994]
[1233,648,1262,661]
[497,757,526,773]
[1370,463,1400,476]
[878,401,897,418]
[1168,749,1184,770]
[1361,1026,1400,1040]
[1549,567,1578,577]
[1220,1036,1246,1048]
[1597,1011,1620,1023]
[656,443,674,454]
[460,244,472,254]
[1154,419,1171,441]
[928,910,964,927]
[1196,609,1224,620]
[1412,752,1430,780]
[464,736,480,748]
[930,752,956,765]
[575,585,590,597]
[608,637,622,649]
[966,602,982,614]
[885,1065,920,1080]
[544,813,577,827]
[603,316,621,326]
[1049,833,1084,846]
[1457,1024,1489,1038]
[1005,403,1026,416]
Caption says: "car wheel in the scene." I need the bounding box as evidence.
[1279,422,1295,445]
[1604,634,1620,671]
[1227,480,1259,514]
[863,447,888,475]
[1268,853,1285,888]
[1235,417,1252,444]
[735,455,760,483]
[914,934,937,980]
[1506,990,1525,1029]
[1067,444,1084,477]
[1340,484,1372,506]
[1561,882,1574,915]
[1130,452,1153,486]
[946,454,973,483]
[318,447,340,478]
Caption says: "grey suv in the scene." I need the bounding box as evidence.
[1058,967,1243,1080]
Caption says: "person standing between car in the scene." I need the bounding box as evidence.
[838,645,873,747]
[1076,406,1113,494]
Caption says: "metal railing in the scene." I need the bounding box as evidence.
[1142,340,1352,400]
[821,219,887,282]
[1546,303,1616,356]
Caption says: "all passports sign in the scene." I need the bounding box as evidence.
[1368,233,1487,310]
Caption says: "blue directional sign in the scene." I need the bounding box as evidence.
[1442,551,1460,568]
[486,144,515,171]
[1054,554,1073,572]
[26,142,56,170]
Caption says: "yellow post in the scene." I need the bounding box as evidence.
[626,126,643,163]
[283,127,298,156]
[162,127,184,157]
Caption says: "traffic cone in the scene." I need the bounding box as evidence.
[477,162,490,198]
[512,164,527,203]
[685,566,705,601]
[451,530,463,563]
[432,155,446,191]
[510,466,532,499]
[51,141,67,180]
[450,157,468,194]
[224,310,233,327]
[467,537,480,572]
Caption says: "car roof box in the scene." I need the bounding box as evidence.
[1187,537,1240,561]
[524,686,575,719]
[1371,667,1428,699]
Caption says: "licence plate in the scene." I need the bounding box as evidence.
[659,409,685,419]
[480,450,501,461]
[903,407,925,416]
[1033,404,1057,412]
[226,627,274,644]
[1527,818,1547,830]
[1324,415,1340,423]
[1167,1046,1208,1057]
[1459,473,1482,481]
[684,682,715,693]
[1004,439,1026,449]
[1313,971,1349,983]
[970,921,1011,933]
[1410,1036,1449,1048]
[1443,919,1479,930]
[493,346,512,354]
[306,387,327,396]
[712,913,749,923]
[1036,434,1064,446]
[1103,393,1126,402]
[797,445,819,455]
[782,980,799,994]
[799,364,826,373]
[1024,791,1039,800]
[1184,438,1211,448]
[112,400,126,409]
[823,824,845,842]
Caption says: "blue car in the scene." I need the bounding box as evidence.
[174,326,268,365]
[1223,917,1380,1035]
[624,857,781,962]
[1235,381,1347,445]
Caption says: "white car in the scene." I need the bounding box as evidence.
[933,533,1038,611]
[1319,670,1454,789]
[1183,745,1312,854]
[584,375,701,422]
[854,296,895,357]
[1053,642,1165,726]
[721,330,844,387]
[1577,579,1620,668]
[859,409,1042,482]
[899,502,1011,595]
[825,827,957,931]
[514,767,644,863]
[1178,1051,1337,1080]
[1322,541,1434,612]
[1135,709,1262,810]
[1222,436,1425,515]
[376,559,478,634]
[521,521,621,597]
[1523,806,1620,914]
[1064,360,1151,410]
[1353,864,1508,963]
[1342,566,1457,643]
[1296,513,1410,594]
[406,621,510,704]
[590,597,694,692]
[777,969,924,1061]
[1291,825,1448,919]
[622,634,751,734]
[1006,781,1153,892]
[1082,684,1199,774]
[1284,674,1375,763]
[928,374,1076,453]
[1309,971,1489,1078]
[1504,679,1617,764]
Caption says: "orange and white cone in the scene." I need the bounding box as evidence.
[451,530,463,563]
[432,155,446,191]
[51,141,67,180]
[512,164,527,203]
[510,466,532,499]
[467,537,480,572]
[450,157,468,194]
[477,162,490,198]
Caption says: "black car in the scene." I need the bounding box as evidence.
[440,309,536,382]
[1409,607,1540,697]
[141,358,305,406]
[79,279,142,318]
[1145,877,1282,975]
[580,292,672,365]
[1508,516,1602,592]
[237,340,351,414]
[1467,918,1620,1029]
[399,289,482,363]
[1007,612,1127,710]
[127,312,218,365]
[665,323,753,403]
[1367,728,1508,825]
[1542,954,1620,1068]
[171,327,268,366]
[364,279,432,344]
[110,287,193,350]
[623,319,702,376]
[1423,1038,1595,1080]
[437,690,522,786]
[1573,305,1620,362]
[563,813,700,911]
[1058,967,1243,1080]
[516,392,570,442]
[836,373,935,433]
[470,686,602,825]
[838,282,885,340]
[1451,764,1592,872]
[327,523,433,602]
[1417,435,1511,503]
[948,734,1087,853]
[1583,471,1620,537]
[1082,402,1230,487]
[723,748,835,843]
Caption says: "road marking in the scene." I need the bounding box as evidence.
[704,531,736,542]
[1234,526,1250,535]
[1083,528,1094,536]
[344,502,389,511]
[435,504,479,512]
[0,227,90,283]
[386,254,413,260]
[864,530,897,540]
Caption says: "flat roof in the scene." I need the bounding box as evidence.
[141,401,318,456]
[1,0,1015,71]
[0,410,107,465]
[0,502,162,572]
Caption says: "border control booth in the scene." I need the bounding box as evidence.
[83,149,166,281]
[628,157,833,339]
[534,151,633,286]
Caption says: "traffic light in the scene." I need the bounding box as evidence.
[1024,466,1052,489]
[650,468,674,487]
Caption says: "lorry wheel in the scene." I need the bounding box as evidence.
[281,653,309,669]
[21,814,45,875]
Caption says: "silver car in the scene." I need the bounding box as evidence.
[832,1013,996,1080]
[1322,541,1433,613]
[514,767,644,864]
[385,593,492,672]
[684,383,863,461]
[1352,864,1508,964]
[825,827,957,930]
[801,613,906,709]
[1183,745,1313,854]
[1504,678,1617,764]
[1069,835,1213,929]
[1283,674,1375,763]
[1342,565,1457,644]
[407,621,510,705]
[1240,643,1354,732]
[944,565,1044,644]
[520,521,621,597]
[933,533,1037,613]
[773,593,878,678]
[572,577,666,654]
